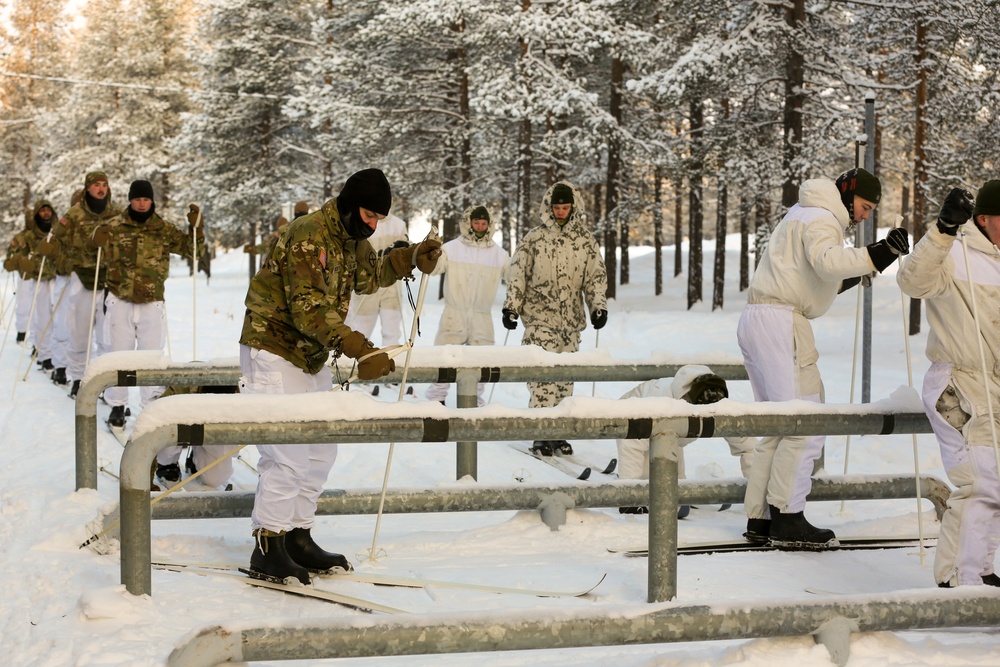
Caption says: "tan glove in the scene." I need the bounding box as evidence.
[243,244,253,254]
[17,255,35,274]
[3,256,17,272]
[92,225,112,247]
[36,238,58,258]
[187,204,201,229]
[387,239,443,276]
[340,330,395,380]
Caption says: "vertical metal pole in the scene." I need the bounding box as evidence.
[648,430,679,603]
[455,368,479,481]
[861,93,876,404]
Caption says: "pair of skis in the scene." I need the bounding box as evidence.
[511,444,617,481]
[608,535,935,556]
[153,560,606,614]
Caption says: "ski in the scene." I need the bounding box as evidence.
[609,535,935,556]
[154,563,407,614]
[561,454,617,476]
[511,444,590,480]
[108,423,129,447]
[152,560,606,598]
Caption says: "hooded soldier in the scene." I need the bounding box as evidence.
[4,199,58,355]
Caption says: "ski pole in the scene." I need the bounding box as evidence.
[486,328,511,404]
[84,246,103,371]
[190,205,202,361]
[591,329,600,397]
[363,228,438,564]
[959,228,1000,484]
[13,241,50,396]
[837,269,865,515]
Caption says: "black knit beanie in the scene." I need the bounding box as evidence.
[551,183,574,206]
[469,206,489,221]
[337,169,391,240]
[688,374,729,405]
[974,180,1000,217]
[128,180,155,201]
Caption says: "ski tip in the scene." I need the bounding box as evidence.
[577,467,592,481]
[601,458,618,475]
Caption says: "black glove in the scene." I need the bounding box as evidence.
[590,309,607,330]
[502,309,518,330]
[885,227,909,255]
[936,188,975,236]
[867,238,904,274]
[837,276,861,294]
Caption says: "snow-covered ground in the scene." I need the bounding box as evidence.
[2,231,998,667]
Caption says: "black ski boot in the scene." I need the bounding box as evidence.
[156,463,181,484]
[246,529,311,585]
[15,332,25,344]
[285,527,354,573]
[553,440,574,455]
[983,573,1000,587]
[51,367,67,385]
[108,405,126,429]
[744,518,771,544]
[768,505,838,550]
[530,441,554,456]
[69,379,80,398]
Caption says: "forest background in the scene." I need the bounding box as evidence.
[1,0,997,310]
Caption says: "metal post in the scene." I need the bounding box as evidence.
[862,93,876,403]
[647,429,679,602]
[455,368,479,480]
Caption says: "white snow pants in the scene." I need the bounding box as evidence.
[617,434,755,481]
[27,279,54,360]
[65,273,108,381]
[14,276,35,335]
[103,295,166,408]
[737,303,824,517]
[923,362,1000,586]
[50,275,71,369]
[239,344,337,533]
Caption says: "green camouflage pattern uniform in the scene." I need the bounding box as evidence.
[52,189,122,289]
[503,181,608,407]
[101,211,204,303]
[240,197,408,374]
[5,200,58,281]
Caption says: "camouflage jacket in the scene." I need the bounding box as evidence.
[52,194,122,288]
[101,210,204,303]
[5,200,58,281]
[240,197,407,374]
[503,181,608,334]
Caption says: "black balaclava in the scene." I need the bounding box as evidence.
[127,179,155,223]
[34,207,53,234]
[336,169,391,240]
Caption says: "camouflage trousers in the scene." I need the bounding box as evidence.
[522,326,581,408]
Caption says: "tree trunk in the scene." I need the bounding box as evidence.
[780,0,806,211]
[516,0,532,244]
[909,21,928,336]
[712,98,730,310]
[654,166,663,296]
[248,220,258,282]
[687,99,704,310]
[673,178,683,277]
[603,56,624,300]
[739,195,751,291]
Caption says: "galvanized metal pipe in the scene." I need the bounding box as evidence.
[119,403,935,597]
[166,590,1000,667]
[455,368,479,479]
[648,430,679,601]
[76,356,747,489]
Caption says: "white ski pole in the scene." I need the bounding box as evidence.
[84,246,103,372]
[12,249,48,396]
[363,228,438,564]
[837,270,865,516]
[0,269,12,327]
[959,229,1000,483]
[486,328,511,404]
[190,205,202,361]
[591,329,600,397]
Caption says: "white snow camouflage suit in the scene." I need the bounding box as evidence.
[503,181,608,407]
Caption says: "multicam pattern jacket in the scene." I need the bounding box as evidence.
[100,211,203,303]
[240,197,407,374]
[5,200,58,281]
[503,181,608,334]
[52,194,122,289]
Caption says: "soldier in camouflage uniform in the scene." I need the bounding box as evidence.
[502,180,608,456]
[238,168,442,585]
[49,190,84,386]
[37,171,122,397]
[4,200,58,365]
[90,180,205,437]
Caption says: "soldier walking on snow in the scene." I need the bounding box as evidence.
[4,199,58,367]
[502,180,608,456]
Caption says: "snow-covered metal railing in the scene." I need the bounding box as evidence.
[167,590,1000,667]
[117,390,933,601]
[75,349,748,489]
